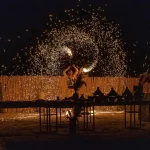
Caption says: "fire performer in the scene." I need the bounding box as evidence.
[63,64,79,88]
[63,64,86,98]
[63,64,79,98]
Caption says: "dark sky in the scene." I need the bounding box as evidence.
[0,0,150,76]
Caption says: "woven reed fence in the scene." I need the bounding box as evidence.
[0,76,150,101]
[0,76,150,113]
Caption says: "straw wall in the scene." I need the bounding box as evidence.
[0,76,150,101]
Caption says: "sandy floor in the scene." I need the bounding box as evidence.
[0,112,150,150]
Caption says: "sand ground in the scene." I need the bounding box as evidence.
[0,112,150,150]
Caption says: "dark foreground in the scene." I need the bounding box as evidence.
[2,134,150,150]
[0,112,150,150]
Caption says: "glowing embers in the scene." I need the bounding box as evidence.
[27,4,126,77]
[61,46,73,57]
[83,60,98,73]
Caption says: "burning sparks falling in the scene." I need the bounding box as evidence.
[29,26,99,75]
[24,4,126,76]
[0,3,128,101]
[0,3,127,77]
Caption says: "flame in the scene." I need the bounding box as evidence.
[62,46,73,57]
[83,60,98,73]
[65,110,72,116]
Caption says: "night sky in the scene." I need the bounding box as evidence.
[0,0,150,76]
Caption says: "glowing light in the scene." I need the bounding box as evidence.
[21,3,126,77]
[83,66,93,73]
[83,60,97,73]
[61,46,73,57]
[89,110,96,115]
[0,3,127,100]
[65,110,72,117]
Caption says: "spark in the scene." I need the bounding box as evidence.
[0,3,127,100]
[26,6,126,76]
[61,46,73,57]
[83,60,97,73]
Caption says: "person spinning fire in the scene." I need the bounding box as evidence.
[63,64,86,98]
[63,64,79,89]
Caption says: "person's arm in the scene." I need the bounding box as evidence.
[72,64,79,77]
[63,66,71,77]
